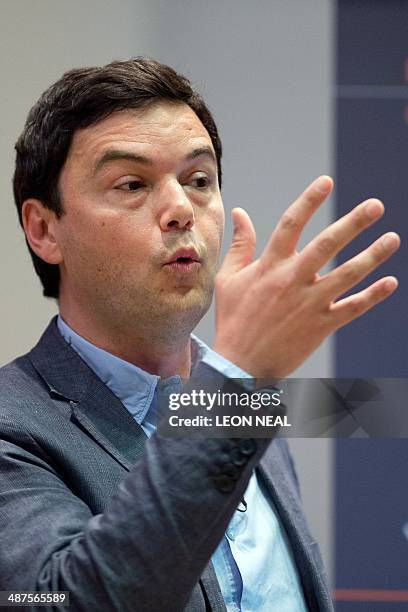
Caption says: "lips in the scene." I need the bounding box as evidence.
[165,247,202,265]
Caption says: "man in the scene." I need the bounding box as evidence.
[0,58,399,611]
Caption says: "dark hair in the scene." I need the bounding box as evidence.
[13,57,223,298]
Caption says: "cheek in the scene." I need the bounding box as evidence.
[198,217,224,267]
[208,202,225,251]
[202,194,224,229]
[59,211,150,263]
[218,207,225,239]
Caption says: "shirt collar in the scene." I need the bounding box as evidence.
[57,315,249,425]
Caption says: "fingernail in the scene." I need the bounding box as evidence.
[382,233,399,250]
[365,200,383,219]
[384,277,398,291]
[315,176,332,193]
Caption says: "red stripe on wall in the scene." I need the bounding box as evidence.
[333,589,408,602]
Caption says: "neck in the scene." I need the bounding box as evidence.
[58,308,192,379]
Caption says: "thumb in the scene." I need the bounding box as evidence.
[219,208,256,275]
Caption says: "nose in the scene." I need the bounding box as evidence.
[158,180,195,232]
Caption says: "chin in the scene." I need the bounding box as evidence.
[171,283,212,304]
[159,287,213,323]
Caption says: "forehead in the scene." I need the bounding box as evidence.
[66,101,214,164]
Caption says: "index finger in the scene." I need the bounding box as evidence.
[261,175,333,264]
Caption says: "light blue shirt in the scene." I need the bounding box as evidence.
[57,316,307,611]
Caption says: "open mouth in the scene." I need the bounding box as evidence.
[165,251,202,275]
[169,258,200,268]
[165,247,202,268]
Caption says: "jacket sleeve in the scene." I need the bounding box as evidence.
[0,379,277,612]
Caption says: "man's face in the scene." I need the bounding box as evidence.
[54,101,224,341]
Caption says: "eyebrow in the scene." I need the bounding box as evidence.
[93,146,217,175]
[185,146,217,164]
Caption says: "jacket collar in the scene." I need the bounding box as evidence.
[28,316,147,470]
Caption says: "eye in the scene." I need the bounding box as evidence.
[116,180,144,192]
[189,172,212,189]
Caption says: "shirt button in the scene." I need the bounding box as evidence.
[226,527,235,541]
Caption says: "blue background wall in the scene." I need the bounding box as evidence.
[335,1,408,608]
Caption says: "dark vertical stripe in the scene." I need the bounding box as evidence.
[335,2,408,610]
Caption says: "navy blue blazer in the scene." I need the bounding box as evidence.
[0,318,333,611]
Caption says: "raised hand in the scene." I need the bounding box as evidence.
[213,176,400,378]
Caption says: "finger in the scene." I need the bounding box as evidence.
[298,198,385,278]
[261,175,333,264]
[319,232,400,301]
[218,207,256,275]
[329,276,398,328]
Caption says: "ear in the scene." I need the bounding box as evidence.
[22,199,63,265]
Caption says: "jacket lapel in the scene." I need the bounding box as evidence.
[29,317,147,471]
[200,562,227,612]
[258,440,332,611]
